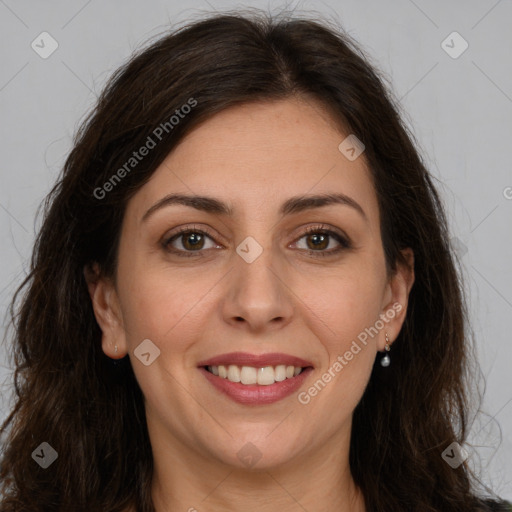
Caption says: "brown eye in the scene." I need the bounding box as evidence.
[179,232,205,251]
[305,232,329,251]
[294,226,351,257]
[163,227,220,257]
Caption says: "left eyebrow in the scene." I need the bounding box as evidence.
[280,193,368,222]
[141,192,368,223]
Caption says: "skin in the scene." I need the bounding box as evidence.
[87,96,414,511]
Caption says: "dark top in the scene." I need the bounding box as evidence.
[481,499,512,511]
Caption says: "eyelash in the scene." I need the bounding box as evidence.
[162,224,351,259]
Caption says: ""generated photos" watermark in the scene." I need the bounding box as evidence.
[93,97,197,200]
[298,302,402,404]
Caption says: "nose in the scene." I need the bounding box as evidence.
[221,243,295,333]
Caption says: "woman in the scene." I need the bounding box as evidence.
[1,9,510,512]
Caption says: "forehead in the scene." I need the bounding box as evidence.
[126,97,379,224]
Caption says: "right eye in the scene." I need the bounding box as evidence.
[162,226,222,257]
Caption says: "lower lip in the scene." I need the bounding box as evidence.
[199,367,313,405]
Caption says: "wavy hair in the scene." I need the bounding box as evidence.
[0,8,505,512]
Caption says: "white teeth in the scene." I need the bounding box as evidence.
[240,366,257,385]
[207,364,304,385]
[227,364,241,383]
[274,364,287,382]
[257,366,275,386]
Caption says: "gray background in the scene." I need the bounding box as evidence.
[1,0,511,501]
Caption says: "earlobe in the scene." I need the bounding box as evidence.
[83,263,127,359]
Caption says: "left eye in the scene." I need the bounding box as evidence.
[293,228,350,254]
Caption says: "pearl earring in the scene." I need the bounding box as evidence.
[380,332,391,367]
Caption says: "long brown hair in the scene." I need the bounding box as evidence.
[0,9,504,512]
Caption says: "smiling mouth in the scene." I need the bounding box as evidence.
[204,364,308,386]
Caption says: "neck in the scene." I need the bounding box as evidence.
[150,423,366,512]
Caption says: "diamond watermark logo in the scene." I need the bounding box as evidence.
[31,442,58,469]
[338,134,365,161]
[31,32,59,59]
[134,338,161,366]
[236,236,263,264]
[441,31,468,59]
[441,442,469,468]
[237,442,262,468]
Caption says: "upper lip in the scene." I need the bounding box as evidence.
[197,352,313,368]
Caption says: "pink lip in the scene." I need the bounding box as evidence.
[199,366,313,405]
[197,351,313,368]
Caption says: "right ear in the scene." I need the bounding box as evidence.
[84,262,127,359]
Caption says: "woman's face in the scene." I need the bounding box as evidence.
[89,96,413,471]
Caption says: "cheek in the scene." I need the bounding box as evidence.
[116,257,215,348]
[297,263,385,341]
[293,261,385,402]
[297,271,381,418]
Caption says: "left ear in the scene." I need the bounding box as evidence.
[378,247,415,351]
